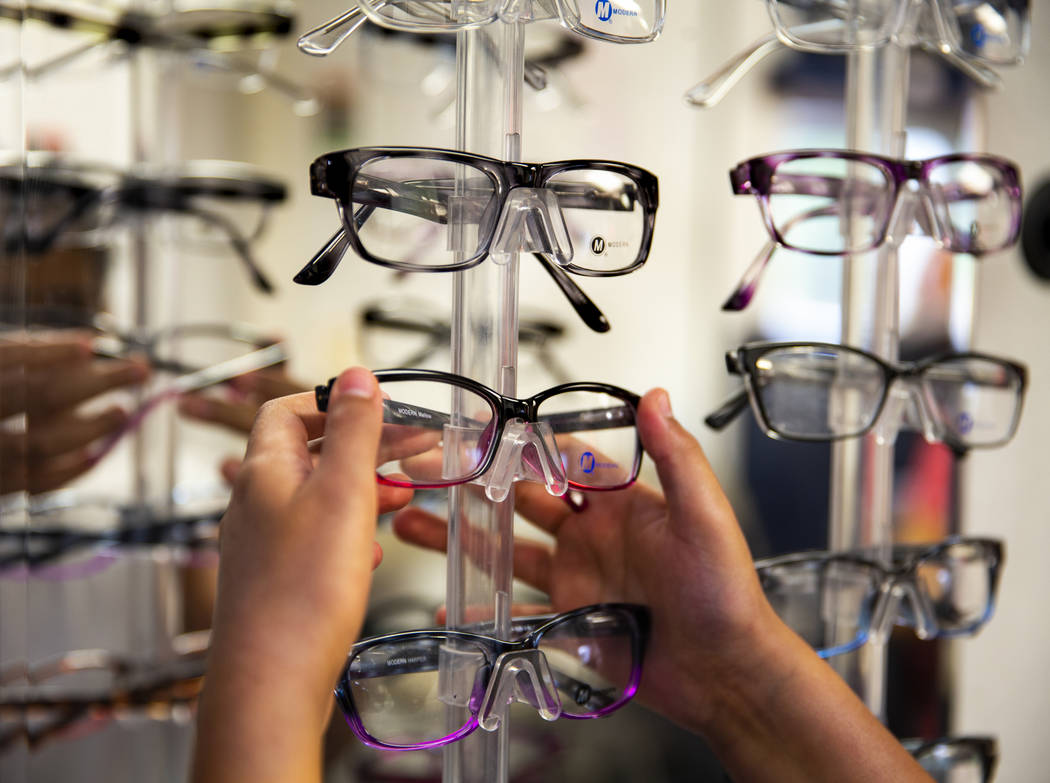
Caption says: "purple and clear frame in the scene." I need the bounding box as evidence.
[724,149,1023,311]
[333,603,651,751]
[314,368,644,493]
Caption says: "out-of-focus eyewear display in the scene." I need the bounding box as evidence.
[0,0,319,113]
[315,368,642,494]
[1,157,288,294]
[298,0,664,58]
[904,735,999,783]
[297,146,659,333]
[705,342,1026,452]
[686,0,1029,107]
[0,631,208,751]
[722,149,1021,310]
[336,603,650,750]
[757,537,1003,658]
[358,298,572,382]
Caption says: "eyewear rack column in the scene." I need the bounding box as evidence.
[444,15,528,783]
[828,42,911,714]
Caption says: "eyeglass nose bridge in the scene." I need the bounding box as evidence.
[883,181,945,249]
[871,575,939,642]
[874,373,940,446]
[471,418,569,503]
[476,648,563,731]
[489,187,574,268]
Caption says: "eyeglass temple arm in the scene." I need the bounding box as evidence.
[293,202,377,285]
[179,204,275,294]
[704,389,749,431]
[297,3,377,57]
[534,253,610,332]
[723,196,880,312]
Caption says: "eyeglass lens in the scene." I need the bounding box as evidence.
[767,0,903,48]
[763,155,1016,255]
[358,0,662,40]
[374,377,638,489]
[344,606,640,748]
[747,346,1022,446]
[768,0,1027,62]
[348,156,647,271]
[914,741,987,783]
[759,540,998,656]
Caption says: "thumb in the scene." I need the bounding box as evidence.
[308,367,383,507]
[636,388,739,539]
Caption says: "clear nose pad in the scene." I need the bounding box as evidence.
[489,187,574,268]
[499,0,546,23]
[476,649,562,732]
[472,419,569,503]
[874,379,939,446]
[891,581,940,640]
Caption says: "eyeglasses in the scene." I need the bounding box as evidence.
[757,537,1003,658]
[358,298,572,383]
[903,735,999,783]
[2,156,288,293]
[0,503,221,578]
[705,342,1027,452]
[686,0,1030,108]
[299,0,664,57]
[296,146,659,332]
[335,603,650,750]
[315,368,642,496]
[0,630,208,752]
[723,150,1022,310]
[1,1,319,113]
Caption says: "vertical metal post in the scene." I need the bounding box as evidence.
[829,42,910,716]
[443,16,526,783]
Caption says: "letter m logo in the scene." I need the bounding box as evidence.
[595,0,613,22]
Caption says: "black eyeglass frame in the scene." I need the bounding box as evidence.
[902,735,999,783]
[705,341,1028,452]
[315,368,643,492]
[307,146,659,277]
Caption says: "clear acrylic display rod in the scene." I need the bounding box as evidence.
[443,16,527,783]
[829,42,910,717]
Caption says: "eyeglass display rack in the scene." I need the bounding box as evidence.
[442,17,529,783]
[828,42,912,715]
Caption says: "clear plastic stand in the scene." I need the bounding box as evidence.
[443,12,528,783]
[477,649,563,731]
[829,40,911,717]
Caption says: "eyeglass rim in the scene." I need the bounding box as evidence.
[352,0,666,45]
[309,145,659,276]
[756,537,1003,653]
[335,602,650,750]
[730,149,1023,257]
[315,368,643,492]
[728,341,1028,449]
[764,0,1030,66]
[902,734,999,780]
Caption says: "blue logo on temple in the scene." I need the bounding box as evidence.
[957,411,975,435]
[580,452,597,473]
[595,0,639,22]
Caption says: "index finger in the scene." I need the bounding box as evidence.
[243,391,326,464]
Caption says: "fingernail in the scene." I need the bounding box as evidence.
[334,367,376,400]
[654,389,673,419]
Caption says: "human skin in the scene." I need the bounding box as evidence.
[393,387,934,783]
[192,370,931,783]
[0,333,149,494]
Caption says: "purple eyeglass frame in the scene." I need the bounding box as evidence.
[732,149,1023,255]
[334,603,651,751]
[725,149,1023,310]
